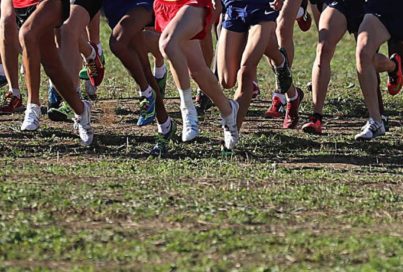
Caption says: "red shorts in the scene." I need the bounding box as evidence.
[154,0,212,40]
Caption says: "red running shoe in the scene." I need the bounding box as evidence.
[0,92,24,114]
[283,88,304,129]
[387,53,402,96]
[302,115,323,134]
[86,42,105,87]
[297,0,312,32]
[264,94,286,118]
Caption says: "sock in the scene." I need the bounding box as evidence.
[313,112,323,121]
[154,64,166,79]
[296,7,304,19]
[85,46,96,62]
[287,91,298,102]
[96,42,103,56]
[139,85,153,98]
[179,88,194,109]
[0,64,4,76]
[10,88,21,98]
[158,117,172,135]
[276,55,286,68]
[273,92,286,105]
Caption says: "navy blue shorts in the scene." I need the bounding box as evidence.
[222,2,278,33]
[324,0,365,34]
[365,0,403,41]
[103,0,154,29]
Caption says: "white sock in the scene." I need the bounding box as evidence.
[158,117,172,135]
[296,7,304,19]
[0,64,5,76]
[96,42,103,56]
[273,93,286,105]
[178,88,194,109]
[10,88,21,98]
[154,64,166,79]
[287,91,298,102]
[85,46,96,62]
[139,85,153,98]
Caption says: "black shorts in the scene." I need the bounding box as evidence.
[324,0,365,34]
[15,5,37,28]
[365,0,403,41]
[61,0,70,25]
[310,0,325,12]
[70,0,102,20]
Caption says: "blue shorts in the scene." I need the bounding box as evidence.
[365,0,403,41]
[324,0,365,34]
[103,0,154,29]
[222,2,278,33]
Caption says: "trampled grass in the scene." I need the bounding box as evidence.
[0,18,402,271]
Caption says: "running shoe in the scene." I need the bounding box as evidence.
[264,93,286,118]
[21,103,41,131]
[302,114,323,134]
[0,92,24,114]
[195,89,213,115]
[181,105,199,142]
[355,118,385,141]
[73,100,93,146]
[85,42,105,87]
[155,70,167,99]
[387,53,402,96]
[80,50,105,80]
[47,101,73,122]
[150,119,177,156]
[283,88,304,129]
[48,82,62,109]
[273,48,293,93]
[137,90,156,126]
[222,99,239,150]
[0,75,7,88]
[297,0,312,32]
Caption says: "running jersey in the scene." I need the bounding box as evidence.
[13,0,39,8]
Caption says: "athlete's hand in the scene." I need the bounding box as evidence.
[270,0,284,11]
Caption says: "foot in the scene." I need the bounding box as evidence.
[222,99,239,150]
[155,70,168,99]
[150,119,177,157]
[302,114,323,134]
[48,83,62,109]
[85,42,105,87]
[355,118,385,141]
[252,81,260,99]
[387,53,402,96]
[0,75,7,88]
[73,100,94,146]
[80,50,105,81]
[297,0,312,32]
[195,89,213,116]
[0,92,24,114]
[264,93,286,119]
[47,101,73,122]
[21,103,41,131]
[137,90,156,127]
[181,105,199,142]
[273,48,293,93]
[283,88,304,129]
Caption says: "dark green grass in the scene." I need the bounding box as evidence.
[0,18,402,271]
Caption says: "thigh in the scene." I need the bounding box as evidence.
[357,14,391,53]
[22,0,64,34]
[70,0,102,20]
[217,28,246,86]
[318,6,347,46]
[1,0,15,18]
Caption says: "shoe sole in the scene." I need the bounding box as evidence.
[302,126,322,135]
[0,106,26,115]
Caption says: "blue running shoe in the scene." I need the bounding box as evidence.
[48,82,62,109]
[137,90,156,126]
[0,75,7,88]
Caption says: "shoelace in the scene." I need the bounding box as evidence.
[362,120,379,133]
[24,108,39,124]
[271,97,283,111]
[139,97,150,113]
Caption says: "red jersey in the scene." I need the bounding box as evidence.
[13,0,39,8]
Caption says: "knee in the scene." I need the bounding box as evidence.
[19,25,35,49]
[316,42,334,64]
[159,35,177,60]
[356,44,373,72]
[237,65,255,93]
[109,36,126,57]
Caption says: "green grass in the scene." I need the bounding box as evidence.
[0,17,402,271]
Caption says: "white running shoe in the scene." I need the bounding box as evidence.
[222,99,239,149]
[181,105,199,142]
[73,100,94,146]
[21,103,41,131]
[355,118,385,141]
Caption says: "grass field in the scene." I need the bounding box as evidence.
[0,18,402,271]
